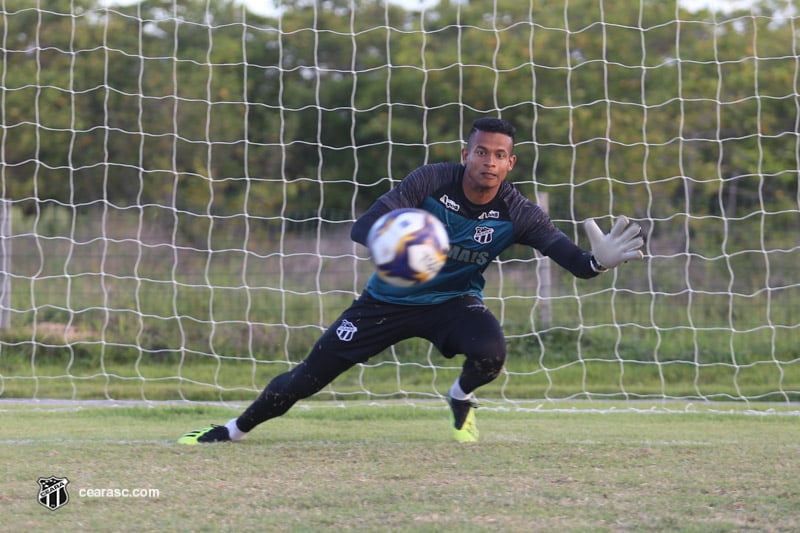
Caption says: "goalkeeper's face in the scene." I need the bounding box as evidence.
[461,131,517,201]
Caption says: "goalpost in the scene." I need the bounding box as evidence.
[0,0,797,410]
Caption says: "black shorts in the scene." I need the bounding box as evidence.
[309,291,506,364]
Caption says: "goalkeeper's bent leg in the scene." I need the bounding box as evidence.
[235,350,356,433]
[447,325,506,443]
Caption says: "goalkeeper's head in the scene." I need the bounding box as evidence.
[467,117,516,150]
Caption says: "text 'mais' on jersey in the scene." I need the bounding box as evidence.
[365,162,568,305]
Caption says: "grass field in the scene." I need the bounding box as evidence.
[2,400,798,532]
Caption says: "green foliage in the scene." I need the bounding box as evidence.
[2,0,798,233]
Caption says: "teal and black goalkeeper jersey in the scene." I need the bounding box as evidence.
[351,162,598,305]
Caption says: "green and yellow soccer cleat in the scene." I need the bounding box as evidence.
[177,424,230,445]
[447,396,479,443]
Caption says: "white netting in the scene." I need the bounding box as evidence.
[0,0,797,410]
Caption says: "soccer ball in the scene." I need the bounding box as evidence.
[366,208,450,287]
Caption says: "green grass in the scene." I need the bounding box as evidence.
[2,401,798,532]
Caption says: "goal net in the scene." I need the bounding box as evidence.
[1,0,798,410]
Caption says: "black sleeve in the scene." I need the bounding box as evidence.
[541,233,599,280]
[350,198,392,246]
[350,163,458,246]
[505,190,600,280]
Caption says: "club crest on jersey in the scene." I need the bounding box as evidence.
[37,476,69,511]
[336,319,357,342]
[473,226,494,244]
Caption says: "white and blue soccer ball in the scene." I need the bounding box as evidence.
[366,208,450,287]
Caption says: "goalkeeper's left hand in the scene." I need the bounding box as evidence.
[583,216,644,270]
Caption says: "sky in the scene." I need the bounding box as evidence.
[96,0,760,18]
[237,0,757,18]
[239,1,434,17]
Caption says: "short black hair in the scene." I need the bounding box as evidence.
[467,117,516,146]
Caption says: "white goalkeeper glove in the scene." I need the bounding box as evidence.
[583,216,644,271]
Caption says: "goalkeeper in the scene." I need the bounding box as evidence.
[178,117,644,444]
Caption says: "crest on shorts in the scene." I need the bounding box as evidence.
[336,319,357,342]
[37,476,70,511]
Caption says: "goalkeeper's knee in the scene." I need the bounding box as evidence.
[478,352,506,382]
[461,341,506,391]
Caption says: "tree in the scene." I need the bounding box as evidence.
[1,0,796,248]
